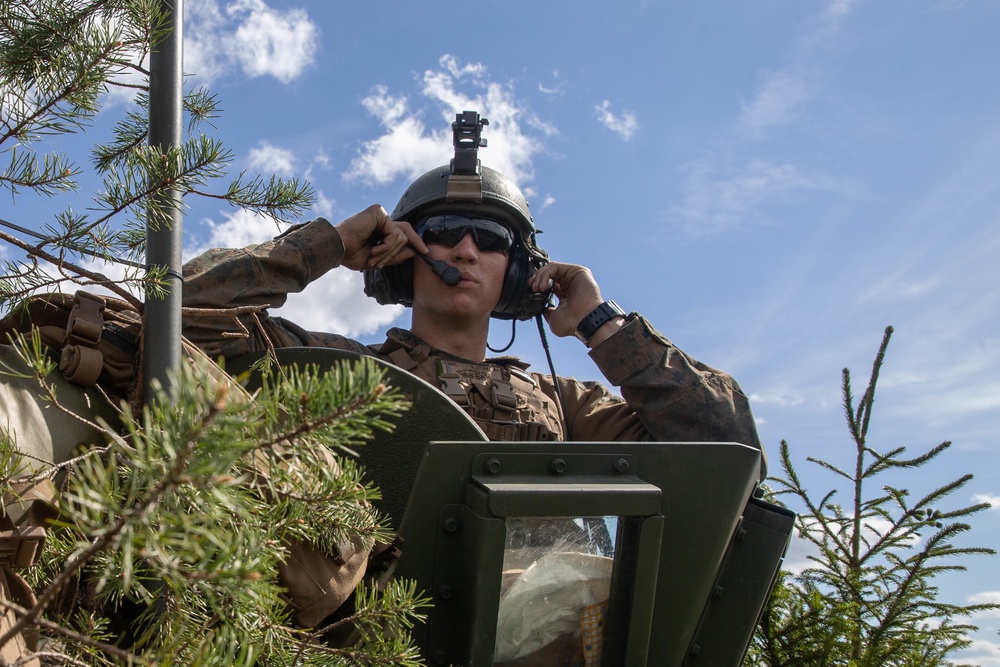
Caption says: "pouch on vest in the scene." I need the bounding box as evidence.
[0,478,58,667]
[0,291,141,402]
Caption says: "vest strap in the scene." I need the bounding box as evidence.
[437,360,471,407]
[58,291,107,386]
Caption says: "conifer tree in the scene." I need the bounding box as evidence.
[1,0,312,309]
[749,327,999,667]
[1,1,430,664]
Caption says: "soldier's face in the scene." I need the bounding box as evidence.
[412,231,508,322]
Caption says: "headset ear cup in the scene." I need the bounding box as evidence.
[364,261,414,306]
[494,247,529,319]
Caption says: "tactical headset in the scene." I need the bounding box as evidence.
[363,112,551,321]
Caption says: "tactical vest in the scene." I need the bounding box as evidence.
[381,347,565,442]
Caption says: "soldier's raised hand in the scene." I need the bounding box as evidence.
[335,205,427,271]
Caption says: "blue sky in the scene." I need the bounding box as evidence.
[5,0,1000,661]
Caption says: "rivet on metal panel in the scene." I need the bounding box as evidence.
[550,458,567,474]
[614,457,630,473]
[485,457,502,474]
[442,517,459,533]
[437,584,454,600]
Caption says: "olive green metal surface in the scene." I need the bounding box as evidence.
[227,347,791,666]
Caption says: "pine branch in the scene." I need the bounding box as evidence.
[857,326,893,441]
[0,227,144,307]
[189,171,317,224]
[0,147,80,196]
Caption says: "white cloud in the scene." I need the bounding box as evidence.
[968,591,1000,616]
[185,208,284,261]
[595,100,638,141]
[538,70,566,96]
[343,55,550,190]
[899,381,1000,425]
[815,0,861,40]
[780,528,818,574]
[342,90,447,185]
[310,190,336,220]
[954,638,1000,667]
[230,0,318,82]
[185,0,318,84]
[247,141,297,177]
[182,207,400,338]
[973,494,1000,511]
[284,271,404,339]
[305,149,332,181]
[18,254,143,303]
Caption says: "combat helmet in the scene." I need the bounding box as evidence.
[363,111,551,321]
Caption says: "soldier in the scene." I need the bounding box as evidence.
[181,112,764,639]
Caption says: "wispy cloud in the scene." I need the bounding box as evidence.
[737,0,859,139]
[665,0,857,236]
[664,158,838,236]
[538,71,566,96]
[749,390,807,408]
[738,68,817,139]
[185,0,319,84]
[595,100,638,141]
[342,55,552,190]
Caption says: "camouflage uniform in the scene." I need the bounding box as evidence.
[183,218,763,460]
[182,217,765,627]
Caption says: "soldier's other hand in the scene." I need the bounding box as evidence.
[336,205,428,271]
[529,262,605,339]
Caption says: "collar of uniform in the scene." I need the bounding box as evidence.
[378,327,531,371]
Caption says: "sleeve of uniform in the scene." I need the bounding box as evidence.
[181,219,351,357]
[561,314,766,478]
[183,217,345,310]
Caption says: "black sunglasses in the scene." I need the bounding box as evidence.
[417,215,514,255]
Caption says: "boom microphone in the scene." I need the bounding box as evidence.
[414,251,461,286]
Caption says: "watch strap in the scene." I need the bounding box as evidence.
[576,300,626,344]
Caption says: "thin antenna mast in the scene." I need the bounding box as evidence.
[144,0,184,402]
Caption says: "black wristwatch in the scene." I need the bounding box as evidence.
[575,300,626,344]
